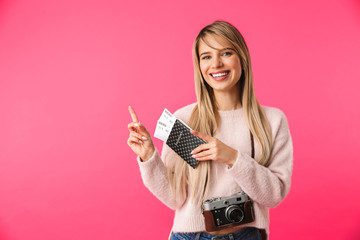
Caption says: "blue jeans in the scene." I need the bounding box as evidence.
[170,227,262,240]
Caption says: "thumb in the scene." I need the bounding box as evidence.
[190,129,211,142]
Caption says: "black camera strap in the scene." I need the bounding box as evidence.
[250,131,255,159]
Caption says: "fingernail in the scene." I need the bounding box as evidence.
[141,136,148,140]
[192,154,196,158]
[138,140,143,144]
[191,150,194,154]
[190,129,194,133]
[134,123,138,127]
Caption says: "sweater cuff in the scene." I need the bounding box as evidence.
[226,151,254,174]
[136,147,164,187]
[137,148,159,166]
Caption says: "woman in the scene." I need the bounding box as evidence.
[127,20,293,240]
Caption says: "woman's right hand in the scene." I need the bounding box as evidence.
[127,106,155,161]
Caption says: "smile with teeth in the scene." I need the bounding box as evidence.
[211,71,229,78]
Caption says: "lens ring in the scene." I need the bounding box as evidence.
[225,205,244,223]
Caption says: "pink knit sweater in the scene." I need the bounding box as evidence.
[137,103,293,236]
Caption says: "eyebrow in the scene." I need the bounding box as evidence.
[199,48,235,57]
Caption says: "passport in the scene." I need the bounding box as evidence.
[154,109,206,169]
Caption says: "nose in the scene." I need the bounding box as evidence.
[212,55,223,68]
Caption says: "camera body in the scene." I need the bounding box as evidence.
[202,192,255,232]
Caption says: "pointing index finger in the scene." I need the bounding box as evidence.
[128,106,139,122]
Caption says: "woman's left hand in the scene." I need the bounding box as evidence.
[190,130,238,167]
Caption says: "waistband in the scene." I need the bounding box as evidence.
[171,227,261,240]
[201,227,260,239]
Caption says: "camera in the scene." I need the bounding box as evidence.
[202,192,255,232]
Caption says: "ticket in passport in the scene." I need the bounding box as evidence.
[154,108,206,169]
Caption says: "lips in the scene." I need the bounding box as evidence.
[210,70,230,81]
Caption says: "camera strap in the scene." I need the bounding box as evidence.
[250,131,255,159]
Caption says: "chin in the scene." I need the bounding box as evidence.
[211,84,239,93]
[212,87,231,92]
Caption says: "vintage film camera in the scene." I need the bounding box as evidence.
[202,192,255,232]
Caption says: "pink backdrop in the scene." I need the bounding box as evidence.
[1,0,360,239]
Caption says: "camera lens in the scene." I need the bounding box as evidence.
[225,205,244,223]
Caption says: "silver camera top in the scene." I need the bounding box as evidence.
[203,192,250,211]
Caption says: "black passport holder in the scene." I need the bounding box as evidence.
[166,119,207,169]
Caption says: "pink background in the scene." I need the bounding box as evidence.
[1,0,360,239]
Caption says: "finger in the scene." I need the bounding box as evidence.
[190,129,212,142]
[128,106,139,122]
[128,122,149,136]
[135,122,151,136]
[128,135,143,144]
[128,122,137,131]
[128,121,142,129]
[192,149,213,159]
[191,143,211,155]
[195,154,214,161]
[130,131,148,141]
[196,155,213,161]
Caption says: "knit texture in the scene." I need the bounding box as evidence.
[137,103,293,236]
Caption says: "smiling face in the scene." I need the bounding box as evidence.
[198,34,242,94]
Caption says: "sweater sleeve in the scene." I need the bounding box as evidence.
[136,142,185,210]
[227,110,293,208]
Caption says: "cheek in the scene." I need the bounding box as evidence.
[199,62,208,76]
[229,60,242,77]
[227,57,240,68]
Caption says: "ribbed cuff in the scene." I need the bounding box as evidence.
[136,148,159,166]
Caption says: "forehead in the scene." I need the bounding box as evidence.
[198,34,232,53]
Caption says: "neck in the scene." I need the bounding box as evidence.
[213,84,242,111]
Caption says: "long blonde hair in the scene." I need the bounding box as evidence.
[166,20,273,206]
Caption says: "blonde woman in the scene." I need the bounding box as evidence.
[127,20,293,240]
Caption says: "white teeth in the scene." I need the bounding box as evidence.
[212,72,228,78]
